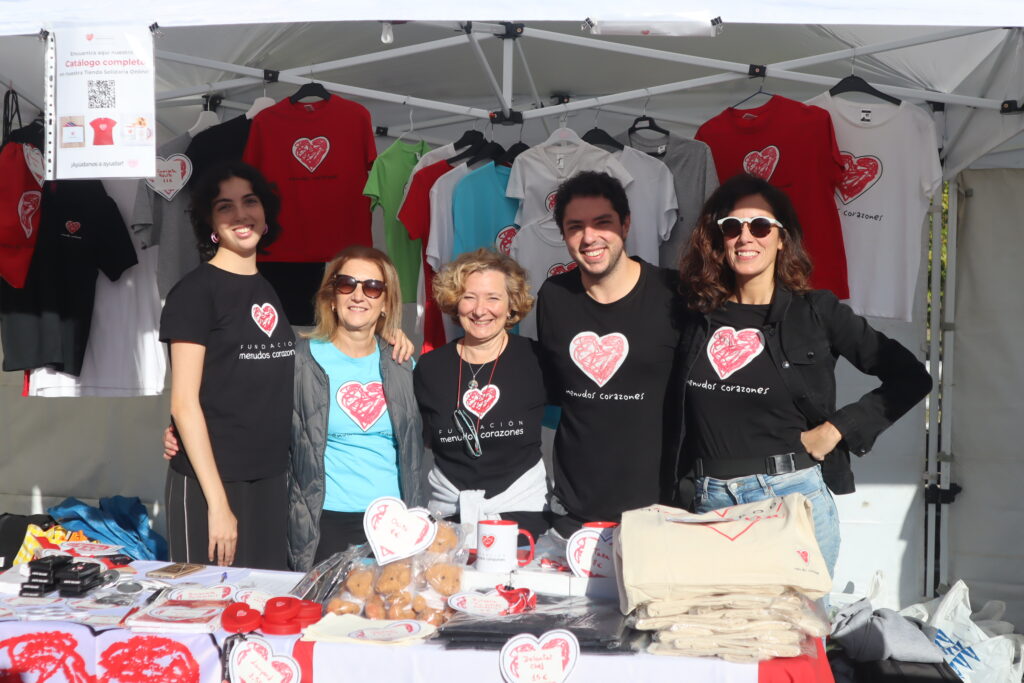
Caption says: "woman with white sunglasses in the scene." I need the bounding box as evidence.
[675,173,931,578]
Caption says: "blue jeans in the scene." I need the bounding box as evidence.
[695,465,840,579]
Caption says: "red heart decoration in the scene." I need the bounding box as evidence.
[65,220,81,234]
[292,136,330,173]
[482,535,496,549]
[337,381,387,431]
[545,191,558,212]
[18,191,41,239]
[797,550,809,564]
[546,262,578,278]
[250,302,278,338]
[495,225,518,255]
[463,384,500,419]
[706,326,764,380]
[569,331,629,388]
[742,145,780,180]
[222,601,262,633]
[836,152,882,204]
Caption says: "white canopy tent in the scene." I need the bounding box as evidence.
[2,6,1023,625]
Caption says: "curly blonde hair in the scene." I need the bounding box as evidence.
[306,245,402,342]
[433,248,534,327]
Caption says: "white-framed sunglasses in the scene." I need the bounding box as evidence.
[716,215,784,239]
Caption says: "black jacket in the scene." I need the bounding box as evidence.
[676,287,932,497]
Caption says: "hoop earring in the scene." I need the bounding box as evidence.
[210,232,219,244]
[262,224,269,235]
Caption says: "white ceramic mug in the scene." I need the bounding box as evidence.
[476,520,535,573]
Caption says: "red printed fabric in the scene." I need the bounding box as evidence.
[0,143,43,288]
[243,96,376,262]
[398,160,454,354]
[696,96,849,299]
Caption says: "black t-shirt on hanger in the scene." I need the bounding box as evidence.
[184,115,251,184]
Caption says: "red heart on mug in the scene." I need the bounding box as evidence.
[482,535,496,549]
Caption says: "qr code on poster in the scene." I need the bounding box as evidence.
[87,80,115,109]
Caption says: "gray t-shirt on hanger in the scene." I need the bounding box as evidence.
[131,133,199,298]
[617,130,718,268]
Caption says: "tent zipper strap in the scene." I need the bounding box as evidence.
[43,28,55,181]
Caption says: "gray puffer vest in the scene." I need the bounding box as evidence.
[287,336,428,571]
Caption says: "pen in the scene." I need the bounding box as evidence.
[119,586,165,628]
[221,572,227,583]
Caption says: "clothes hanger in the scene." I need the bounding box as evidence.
[246,83,275,119]
[188,94,221,137]
[542,114,583,147]
[582,106,623,151]
[393,105,422,144]
[829,76,901,105]
[447,126,487,164]
[288,70,331,104]
[467,140,506,167]
[627,92,670,137]
[730,76,774,110]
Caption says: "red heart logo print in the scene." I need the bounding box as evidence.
[482,535,496,548]
[292,136,330,173]
[837,152,882,204]
[495,225,518,255]
[18,191,41,239]
[797,550,809,564]
[22,144,44,187]
[707,326,764,380]
[546,262,577,278]
[742,145,780,180]
[569,332,629,388]
[463,384,500,419]
[337,381,387,431]
[65,220,81,234]
[250,303,278,338]
[545,191,558,211]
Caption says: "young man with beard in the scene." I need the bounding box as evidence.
[536,171,685,536]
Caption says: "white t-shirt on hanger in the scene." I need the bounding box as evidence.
[426,163,471,344]
[610,145,677,265]
[806,92,942,322]
[506,139,632,230]
[509,221,576,340]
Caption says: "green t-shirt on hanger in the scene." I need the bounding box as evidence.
[363,139,432,303]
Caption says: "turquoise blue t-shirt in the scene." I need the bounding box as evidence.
[452,162,520,258]
[309,340,401,512]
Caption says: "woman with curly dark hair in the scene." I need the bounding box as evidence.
[677,173,931,577]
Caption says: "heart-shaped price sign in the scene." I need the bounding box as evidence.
[166,585,234,602]
[363,496,437,565]
[235,589,273,612]
[448,591,509,617]
[565,527,615,578]
[146,154,193,201]
[229,635,301,683]
[347,620,428,642]
[500,629,580,683]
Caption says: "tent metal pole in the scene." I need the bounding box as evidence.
[465,28,510,116]
[158,77,263,102]
[382,114,476,134]
[925,202,943,599]
[277,34,480,77]
[502,36,514,110]
[939,180,960,592]
[514,40,551,135]
[156,50,266,78]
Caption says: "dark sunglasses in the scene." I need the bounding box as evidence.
[716,215,784,239]
[331,274,386,299]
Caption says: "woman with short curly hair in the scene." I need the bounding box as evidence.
[414,248,550,539]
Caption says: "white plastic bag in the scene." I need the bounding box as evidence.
[900,580,1024,683]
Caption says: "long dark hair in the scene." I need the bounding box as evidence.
[679,173,812,313]
[189,160,283,261]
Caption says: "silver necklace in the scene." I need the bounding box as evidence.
[459,336,505,389]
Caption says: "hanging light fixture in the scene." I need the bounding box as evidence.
[380,21,394,44]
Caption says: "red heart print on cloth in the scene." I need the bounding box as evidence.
[292,136,330,173]
[229,635,300,683]
[337,381,387,431]
[65,220,81,234]
[482,535,496,548]
[363,496,437,564]
[146,154,193,201]
[463,384,500,419]
[702,499,785,541]
[22,144,44,187]
[495,225,518,255]
[707,326,765,380]
[569,331,629,388]
[251,303,278,338]
[797,550,809,564]
[18,191,41,239]
[742,145,780,180]
[836,152,882,204]
[100,635,200,683]
[546,262,577,278]
[545,191,558,212]
[500,629,580,683]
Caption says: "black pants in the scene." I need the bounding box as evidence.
[314,510,367,564]
[165,468,288,570]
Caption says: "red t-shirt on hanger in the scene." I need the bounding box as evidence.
[243,96,376,262]
[696,96,849,299]
[0,143,43,288]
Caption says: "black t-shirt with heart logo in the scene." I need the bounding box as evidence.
[685,301,807,463]
[413,333,545,497]
[160,262,295,482]
[536,258,683,523]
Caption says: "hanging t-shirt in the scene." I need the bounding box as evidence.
[425,164,470,349]
[685,302,808,462]
[414,334,545,498]
[617,130,718,268]
[309,340,401,513]
[509,222,575,340]
[242,96,376,262]
[130,133,199,298]
[184,115,251,185]
[89,118,116,146]
[536,258,682,522]
[506,139,633,230]
[28,178,166,397]
[806,93,942,321]
[696,96,849,299]
[400,142,455,208]
[160,263,295,482]
[0,142,43,288]
[0,180,138,376]
[449,161,520,261]
[610,145,677,265]
[364,138,432,303]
